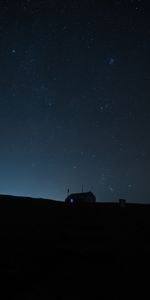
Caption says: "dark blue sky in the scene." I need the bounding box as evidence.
[0,0,150,202]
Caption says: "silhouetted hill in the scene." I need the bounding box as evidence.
[0,194,149,299]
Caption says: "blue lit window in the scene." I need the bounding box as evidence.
[70,198,74,203]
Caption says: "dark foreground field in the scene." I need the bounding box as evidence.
[0,195,150,299]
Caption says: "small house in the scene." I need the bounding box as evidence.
[65,191,96,204]
[119,199,127,208]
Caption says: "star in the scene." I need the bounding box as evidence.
[105,57,115,65]
[108,58,115,65]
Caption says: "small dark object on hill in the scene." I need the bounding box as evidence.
[65,191,96,204]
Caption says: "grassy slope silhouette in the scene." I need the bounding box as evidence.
[0,194,149,299]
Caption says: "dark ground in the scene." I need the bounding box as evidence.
[0,194,149,299]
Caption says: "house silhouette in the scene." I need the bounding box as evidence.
[65,191,96,204]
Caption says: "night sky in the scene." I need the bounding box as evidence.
[0,0,150,202]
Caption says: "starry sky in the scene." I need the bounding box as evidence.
[0,0,150,202]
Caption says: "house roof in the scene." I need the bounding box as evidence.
[66,191,96,198]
